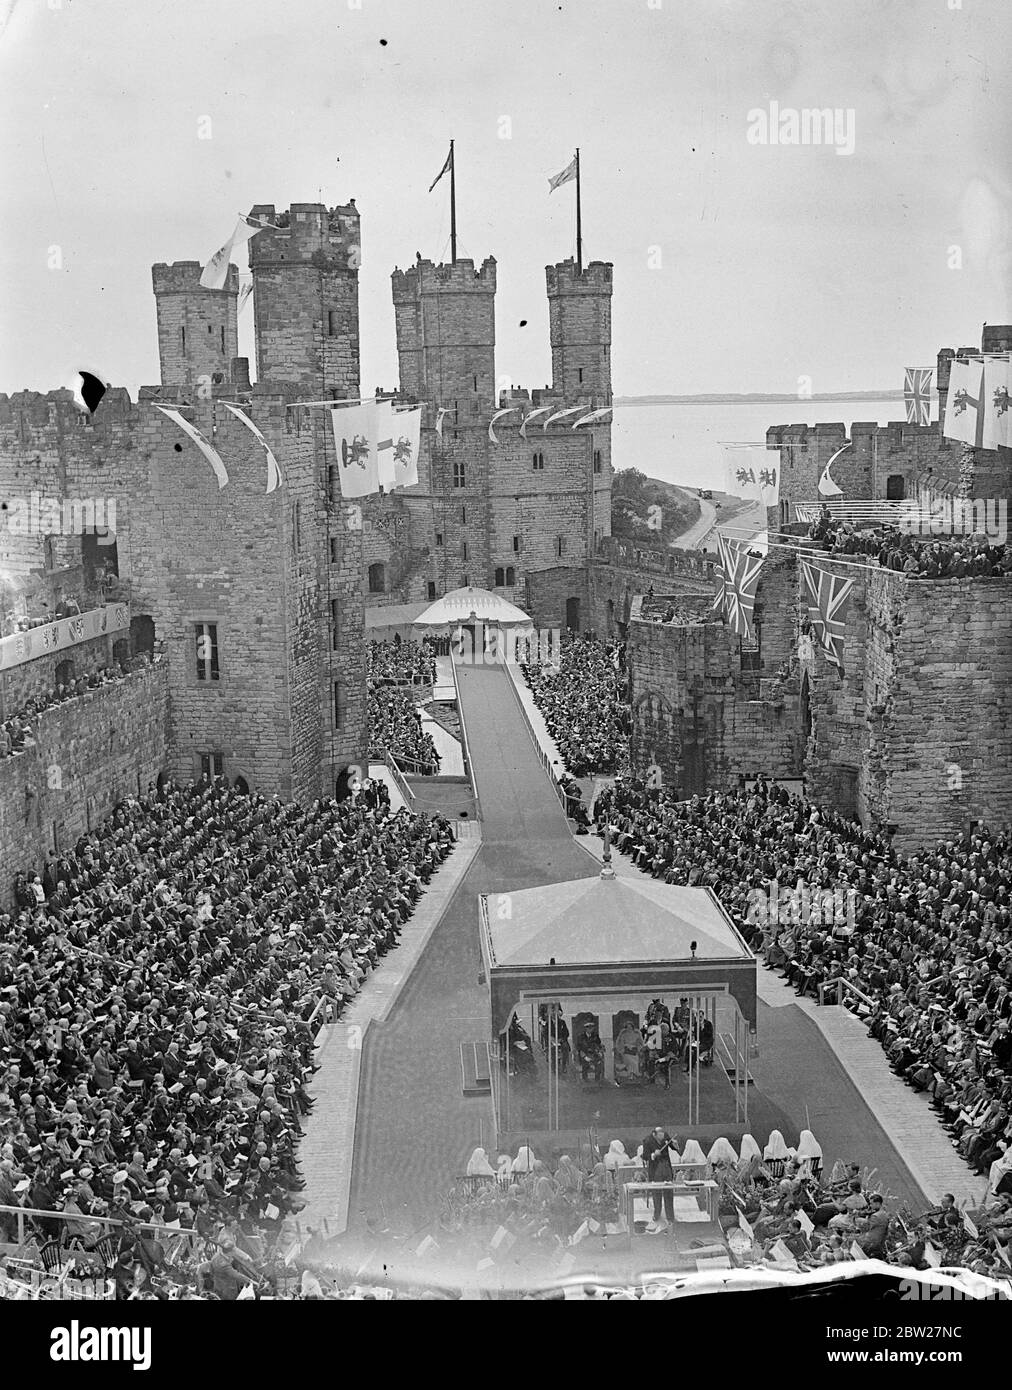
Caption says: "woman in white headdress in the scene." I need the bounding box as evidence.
[512,1145,536,1174]
[763,1130,790,1162]
[738,1134,762,1171]
[707,1136,739,1170]
[680,1139,707,1170]
[796,1129,823,1177]
[466,1147,496,1178]
[603,1139,629,1171]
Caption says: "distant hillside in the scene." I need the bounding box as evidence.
[612,469,700,546]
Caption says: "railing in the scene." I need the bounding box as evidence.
[0,1201,200,1250]
[0,603,130,672]
[450,654,482,821]
[818,977,876,1011]
[380,752,416,806]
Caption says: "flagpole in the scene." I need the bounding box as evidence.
[575,147,582,275]
[449,139,457,264]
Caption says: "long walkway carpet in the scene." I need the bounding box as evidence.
[346,664,597,1231]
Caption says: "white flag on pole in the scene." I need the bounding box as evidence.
[199,216,266,290]
[549,156,577,192]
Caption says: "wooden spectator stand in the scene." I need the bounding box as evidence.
[478,858,757,1157]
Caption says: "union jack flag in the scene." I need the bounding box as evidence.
[904,367,933,427]
[800,561,856,674]
[712,533,765,641]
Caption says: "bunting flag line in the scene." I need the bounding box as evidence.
[818,442,850,498]
[549,155,577,192]
[573,407,613,428]
[429,144,453,193]
[199,215,267,290]
[904,366,934,426]
[982,356,1011,450]
[943,357,987,447]
[221,403,283,494]
[543,405,588,429]
[713,533,765,641]
[154,407,230,489]
[488,407,520,444]
[721,443,780,507]
[520,406,553,438]
[434,407,449,439]
[330,401,380,498]
[390,406,421,489]
[800,560,856,674]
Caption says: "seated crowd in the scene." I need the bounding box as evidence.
[522,633,630,778]
[0,777,455,1298]
[594,777,1012,1185]
[367,686,440,773]
[438,1130,1012,1283]
[1,661,145,759]
[367,638,436,687]
[809,510,1012,578]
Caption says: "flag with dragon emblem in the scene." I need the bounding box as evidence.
[722,443,780,507]
[943,358,987,448]
[390,406,421,489]
[982,356,1011,450]
[330,402,379,498]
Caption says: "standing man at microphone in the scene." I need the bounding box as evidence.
[642,1125,677,1234]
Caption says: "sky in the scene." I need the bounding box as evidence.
[0,0,1009,400]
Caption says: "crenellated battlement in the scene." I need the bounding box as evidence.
[391,256,497,302]
[765,419,941,450]
[152,261,238,295]
[248,203,360,271]
[545,258,613,296]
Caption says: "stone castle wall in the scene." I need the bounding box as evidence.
[0,663,170,906]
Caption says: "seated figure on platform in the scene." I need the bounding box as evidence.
[614,1022,643,1084]
[507,1016,537,1079]
[577,1027,605,1083]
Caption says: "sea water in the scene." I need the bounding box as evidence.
[612,397,909,491]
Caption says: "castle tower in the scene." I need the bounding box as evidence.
[248,202,361,396]
[391,257,497,418]
[547,258,612,400]
[152,262,239,389]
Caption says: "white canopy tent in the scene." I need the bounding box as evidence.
[411,585,533,630]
